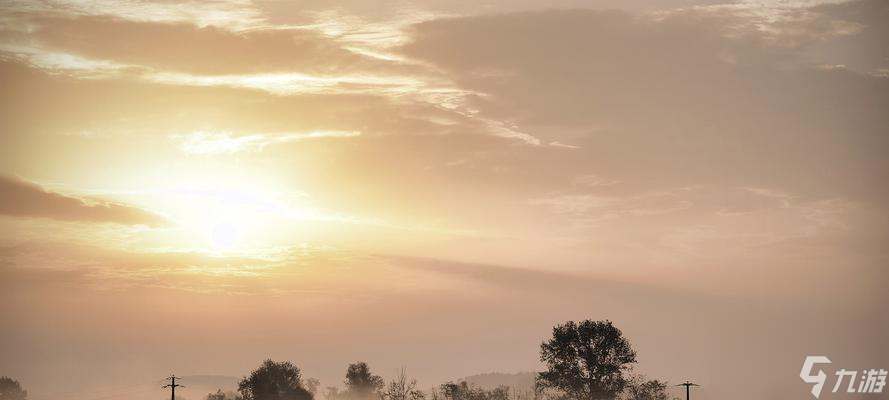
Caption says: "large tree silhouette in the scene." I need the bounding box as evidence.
[0,377,27,400]
[238,360,314,400]
[536,320,637,400]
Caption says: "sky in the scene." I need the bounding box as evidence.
[0,1,887,400]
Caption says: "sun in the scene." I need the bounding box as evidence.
[210,221,241,250]
[180,188,285,254]
[140,177,297,255]
[127,168,366,257]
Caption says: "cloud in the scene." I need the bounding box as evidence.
[0,0,884,276]
[0,59,434,141]
[801,0,889,74]
[0,3,886,400]
[0,175,167,226]
[10,15,405,76]
[175,130,361,155]
[144,70,426,96]
[401,4,889,202]
[0,0,266,29]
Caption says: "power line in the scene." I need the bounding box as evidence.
[676,381,699,400]
[163,375,185,400]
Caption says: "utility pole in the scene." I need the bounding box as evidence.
[676,381,699,400]
[163,375,185,400]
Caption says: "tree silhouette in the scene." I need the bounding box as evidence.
[345,362,384,399]
[622,377,668,400]
[323,387,342,400]
[381,369,424,400]
[238,360,314,400]
[439,382,479,400]
[486,386,509,400]
[536,320,637,400]
[206,389,242,400]
[438,382,509,400]
[305,378,321,397]
[0,377,27,400]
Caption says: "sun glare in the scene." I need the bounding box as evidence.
[210,221,240,250]
[136,176,300,256]
[133,171,371,257]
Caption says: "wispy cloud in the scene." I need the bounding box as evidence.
[1,0,266,29]
[145,71,425,95]
[0,45,140,78]
[175,130,361,155]
[0,175,167,226]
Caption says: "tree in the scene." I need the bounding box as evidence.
[536,320,637,400]
[439,382,477,400]
[207,390,226,400]
[0,377,27,400]
[622,378,668,400]
[438,382,508,400]
[381,369,424,400]
[305,379,321,397]
[345,362,384,399]
[207,389,242,400]
[238,360,314,400]
[323,387,341,400]
[486,387,509,400]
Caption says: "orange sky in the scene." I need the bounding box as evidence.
[1,1,887,400]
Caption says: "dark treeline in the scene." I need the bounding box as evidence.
[0,320,675,400]
[206,320,673,400]
[0,376,28,400]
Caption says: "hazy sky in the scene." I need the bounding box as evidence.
[1,1,887,400]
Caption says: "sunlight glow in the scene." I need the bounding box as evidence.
[145,71,424,95]
[125,171,387,257]
[159,183,300,255]
[176,130,361,155]
[210,221,239,249]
